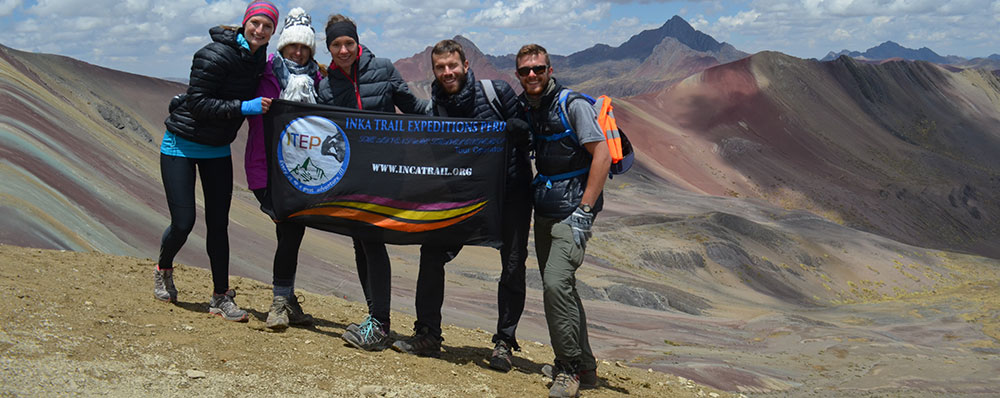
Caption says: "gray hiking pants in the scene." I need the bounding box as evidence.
[534,215,597,371]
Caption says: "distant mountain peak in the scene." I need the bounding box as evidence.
[663,14,696,32]
[565,15,732,67]
[822,40,949,64]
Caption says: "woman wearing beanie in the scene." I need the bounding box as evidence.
[316,14,430,351]
[156,0,278,322]
[244,6,325,331]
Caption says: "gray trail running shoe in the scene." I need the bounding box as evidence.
[266,295,291,331]
[548,370,580,398]
[345,315,369,334]
[542,364,598,390]
[488,340,513,372]
[153,269,178,303]
[208,289,249,322]
[286,295,314,326]
[391,327,442,358]
[341,316,392,351]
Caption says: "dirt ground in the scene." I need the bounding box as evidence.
[0,245,738,398]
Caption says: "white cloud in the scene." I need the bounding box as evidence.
[871,16,891,27]
[0,0,995,78]
[0,0,23,17]
[688,15,710,30]
[717,10,760,28]
[699,0,998,59]
[181,35,207,45]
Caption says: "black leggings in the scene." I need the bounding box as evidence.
[158,154,233,295]
[353,237,391,328]
[253,188,305,288]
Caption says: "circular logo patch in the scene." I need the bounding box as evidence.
[278,116,350,194]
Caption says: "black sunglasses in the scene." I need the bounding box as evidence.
[517,65,549,77]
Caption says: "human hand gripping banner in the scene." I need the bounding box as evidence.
[264,100,507,247]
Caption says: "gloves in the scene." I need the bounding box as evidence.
[560,207,594,247]
[505,118,531,149]
[241,97,264,115]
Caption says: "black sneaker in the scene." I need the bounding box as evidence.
[341,316,392,351]
[286,295,314,327]
[488,340,513,372]
[542,364,598,390]
[391,327,442,358]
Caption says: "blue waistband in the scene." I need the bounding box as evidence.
[533,167,590,189]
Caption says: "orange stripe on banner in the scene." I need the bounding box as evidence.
[288,207,483,233]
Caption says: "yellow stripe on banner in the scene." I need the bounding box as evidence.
[289,207,483,232]
[317,200,487,222]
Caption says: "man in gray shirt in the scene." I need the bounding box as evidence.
[515,43,611,398]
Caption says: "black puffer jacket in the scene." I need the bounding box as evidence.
[164,26,267,146]
[522,80,603,218]
[431,70,532,192]
[317,45,429,114]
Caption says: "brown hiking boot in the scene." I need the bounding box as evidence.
[548,369,580,398]
[542,364,598,390]
[489,340,513,372]
[391,327,442,358]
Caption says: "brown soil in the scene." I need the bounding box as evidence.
[0,244,737,398]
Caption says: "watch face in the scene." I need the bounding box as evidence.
[580,204,592,213]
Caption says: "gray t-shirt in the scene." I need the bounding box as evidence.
[566,97,605,145]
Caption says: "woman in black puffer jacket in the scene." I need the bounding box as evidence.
[317,14,429,352]
[155,1,277,323]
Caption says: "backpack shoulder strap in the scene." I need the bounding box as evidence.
[555,89,574,133]
[479,79,504,120]
[555,89,597,140]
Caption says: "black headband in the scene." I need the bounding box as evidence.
[325,21,359,49]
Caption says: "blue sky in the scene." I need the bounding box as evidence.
[1,0,997,79]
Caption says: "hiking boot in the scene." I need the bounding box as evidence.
[542,364,598,390]
[341,316,392,351]
[391,327,442,358]
[153,268,177,303]
[266,295,291,331]
[286,295,314,327]
[548,369,580,398]
[208,289,249,322]
[488,340,513,372]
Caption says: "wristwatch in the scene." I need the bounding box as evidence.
[579,203,593,213]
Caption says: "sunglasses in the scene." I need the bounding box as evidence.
[517,65,549,77]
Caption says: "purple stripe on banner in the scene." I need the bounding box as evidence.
[331,194,483,211]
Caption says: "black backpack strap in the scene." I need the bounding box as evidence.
[479,79,504,120]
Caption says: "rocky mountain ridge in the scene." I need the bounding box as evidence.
[393,15,748,98]
[821,41,998,70]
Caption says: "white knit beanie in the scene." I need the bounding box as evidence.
[276,7,316,55]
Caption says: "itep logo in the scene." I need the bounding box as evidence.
[278,116,350,194]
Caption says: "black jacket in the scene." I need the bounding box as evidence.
[317,45,429,114]
[522,80,603,218]
[431,70,531,191]
[164,26,267,146]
